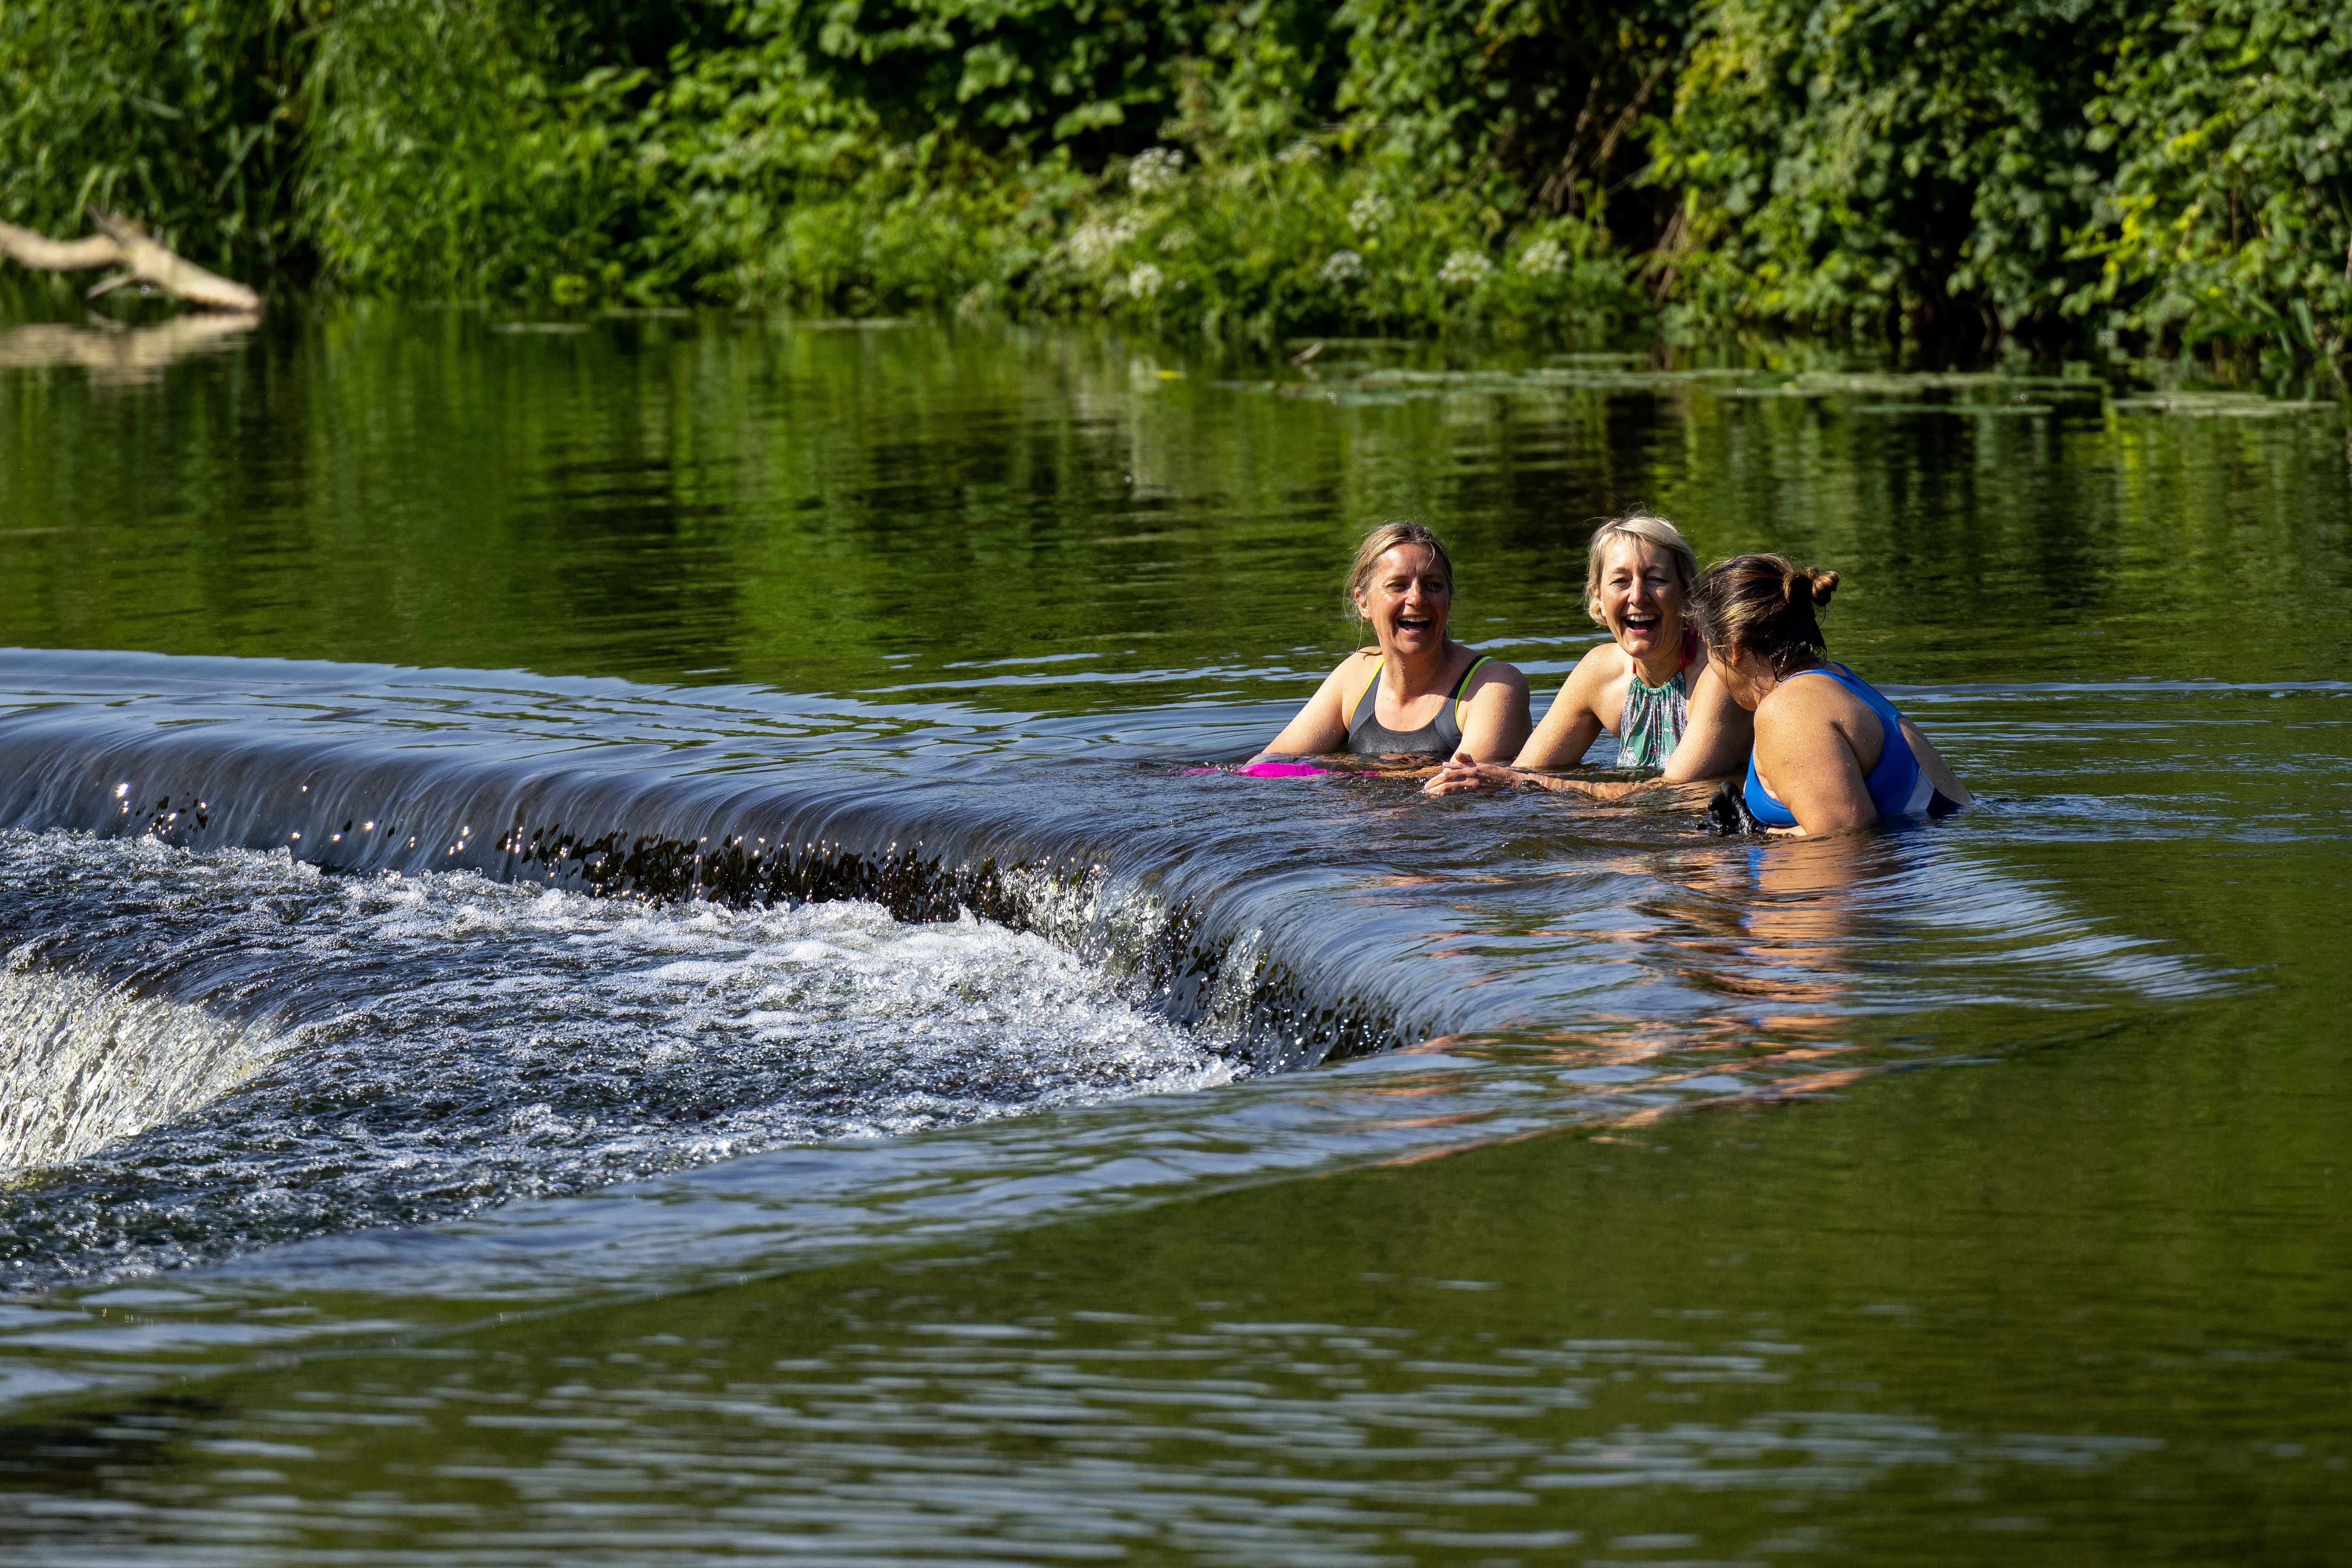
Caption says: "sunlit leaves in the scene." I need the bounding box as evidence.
[2071,0,2352,356]
[8,0,2350,356]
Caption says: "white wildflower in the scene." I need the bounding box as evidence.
[1319,249,1366,284]
[1438,248,1494,287]
[1068,214,1146,269]
[1128,147,1186,195]
[1346,191,1393,236]
[1127,263,1165,299]
[1278,138,1324,165]
[1159,226,1195,253]
[1517,237,1568,277]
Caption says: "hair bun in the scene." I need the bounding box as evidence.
[1808,569,1840,608]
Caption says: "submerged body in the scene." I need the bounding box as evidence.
[1694,553,1971,837]
[1255,524,1530,767]
[1741,663,1964,829]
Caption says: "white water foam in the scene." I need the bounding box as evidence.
[0,969,280,1171]
[0,831,1235,1284]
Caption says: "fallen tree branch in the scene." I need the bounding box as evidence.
[0,225,119,270]
[0,210,260,314]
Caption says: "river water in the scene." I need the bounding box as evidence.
[0,306,2346,1562]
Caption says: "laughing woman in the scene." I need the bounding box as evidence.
[1251,522,1530,766]
[1426,513,1750,795]
[1694,553,1971,836]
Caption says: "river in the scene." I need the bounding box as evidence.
[0,305,2345,1562]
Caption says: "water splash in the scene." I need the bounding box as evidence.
[0,967,279,1171]
[0,831,1232,1290]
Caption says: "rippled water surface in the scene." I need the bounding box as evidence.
[0,308,2347,1562]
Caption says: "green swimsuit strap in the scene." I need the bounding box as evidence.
[1449,654,1491,726]
[1349,657,1386,725]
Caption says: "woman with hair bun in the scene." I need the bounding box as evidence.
[1691,553,1971,836]
[1251,521,1530,766]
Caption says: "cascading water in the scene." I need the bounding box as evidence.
[0,966,279,1172]
[0,827,1232,1290]
[0,651,1420,1292]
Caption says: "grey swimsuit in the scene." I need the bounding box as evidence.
[1346,654,1494,758]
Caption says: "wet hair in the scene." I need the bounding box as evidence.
[1584,513,1699,627]
[1688,553,1842,672]
[1345,521,1455,619]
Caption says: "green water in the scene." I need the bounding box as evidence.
[6,310,2345,693]
[0,308,2347,1562]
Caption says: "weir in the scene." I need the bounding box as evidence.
[0,654,1402,1076]
[0,644,2241,1301]
[0,649,1482,1289]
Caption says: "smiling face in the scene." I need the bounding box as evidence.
[1353,543,1452,657]
[1592,535,1686,666]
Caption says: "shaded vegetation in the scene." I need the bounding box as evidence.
[3,0,2351,363]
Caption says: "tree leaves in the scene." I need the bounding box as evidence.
[5,0,2349,356]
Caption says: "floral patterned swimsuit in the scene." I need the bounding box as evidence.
[1614,627,1698,768]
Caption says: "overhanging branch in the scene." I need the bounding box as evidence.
[0,210,261,314]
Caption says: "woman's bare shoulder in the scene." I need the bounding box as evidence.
[1757,668,1872,729]
[1465,652,1528,692]
[1314,648,1379,692]
[1550,640,1621,697]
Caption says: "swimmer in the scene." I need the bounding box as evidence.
[1251,522,1531,767]
[1692,552,1971,836]
[1425,513,1750,797]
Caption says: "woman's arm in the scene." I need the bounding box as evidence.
[1453,661,1533,765]
[1515,654,1609,769]
[1897,717,1974,806]
[1659,659,1754,783]
[1423,654,1605,795]
[1751,686,1878,837]
[1248,654,1367,763]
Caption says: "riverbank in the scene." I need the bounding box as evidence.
[5,0,2348,365]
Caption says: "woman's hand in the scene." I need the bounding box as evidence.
[1422,753,1522,797]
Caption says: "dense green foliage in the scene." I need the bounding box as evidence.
[2073,0,2352,356]
[1652,0,2127,344]
[0,0,313,276]
[3,0,2351,358]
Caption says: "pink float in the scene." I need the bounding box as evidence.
[1184,762,1333,778]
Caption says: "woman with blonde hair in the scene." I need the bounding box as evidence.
[1692,552,1970,835]
[1251,522,1530,766]
[1427,512,1750,795]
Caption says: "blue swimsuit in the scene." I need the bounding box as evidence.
[1744,663,1952,828]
